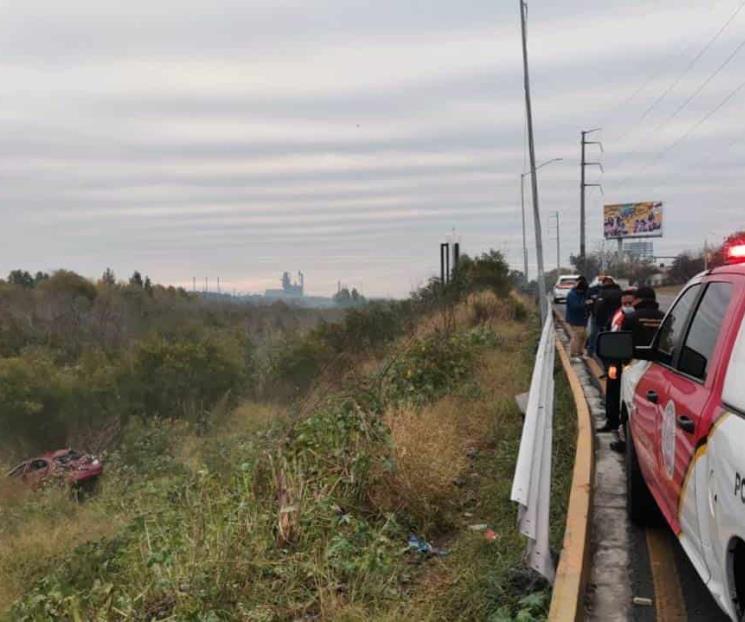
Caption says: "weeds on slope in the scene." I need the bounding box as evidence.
[3,291,575,622]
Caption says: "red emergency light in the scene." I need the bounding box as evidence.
[725,242,745,264]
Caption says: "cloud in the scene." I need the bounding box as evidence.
[1,0,745,295]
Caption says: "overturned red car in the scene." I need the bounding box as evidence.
[6,449,102,490]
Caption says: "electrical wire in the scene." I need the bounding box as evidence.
[650,33,745,134]
[617,70,745,193]
[610,0,745,177]
[635,0,745,127]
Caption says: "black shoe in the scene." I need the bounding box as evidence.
[597,422,618,433]
[610,440,626,453]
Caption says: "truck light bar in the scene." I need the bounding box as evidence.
[726,243,745,264]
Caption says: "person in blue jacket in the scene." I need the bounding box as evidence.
[565,276,589,358]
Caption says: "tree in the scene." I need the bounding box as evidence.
[33,271,50,285]
[8,270,34,288]
[101,268,116,286]
[129,271,144,288]
[458,250,511,296]
[668,252,705,284]
[144,276,153,296]
[39,270,97,302]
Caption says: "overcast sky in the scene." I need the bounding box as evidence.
[2,0,744,297]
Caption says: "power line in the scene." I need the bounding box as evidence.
[635,0,745,128]
[651,31,745,134]
[610,1,745,176]
[600,2,726,135]
[621,70,745,193]
[615,30,745,190]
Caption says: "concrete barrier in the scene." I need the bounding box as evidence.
[548,321,596,621]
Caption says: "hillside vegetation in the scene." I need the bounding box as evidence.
[0,254,576,621]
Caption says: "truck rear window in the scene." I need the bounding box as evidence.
[678,283,732,381]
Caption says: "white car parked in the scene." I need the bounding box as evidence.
[552,275,581,303]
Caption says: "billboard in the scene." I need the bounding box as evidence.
[603,202,663,239]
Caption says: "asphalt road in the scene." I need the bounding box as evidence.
[553,301,730,621]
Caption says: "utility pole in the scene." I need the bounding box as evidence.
[580,129,603,271]
[520,0,548,323]
[552,211,560,273]
[520,174,529,283]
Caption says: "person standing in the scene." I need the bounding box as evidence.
[584,275,603,356]
[596,277,624,432]
[621,286,665,346]
[607,286,666,447]
[594,276,622,335]
[610,288,636,332]
[565,276,589,358]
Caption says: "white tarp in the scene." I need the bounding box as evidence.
[510,312,555,582]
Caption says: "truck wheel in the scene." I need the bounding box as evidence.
[626,422,661,525]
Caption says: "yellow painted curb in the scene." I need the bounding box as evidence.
[548,328,595,622]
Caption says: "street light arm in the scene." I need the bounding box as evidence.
[522,157,563,177]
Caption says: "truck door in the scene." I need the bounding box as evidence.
[661,281,734,580]
[633,284,702,510]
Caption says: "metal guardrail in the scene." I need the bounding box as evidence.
[511,312,556,582]
[511,309,596,619]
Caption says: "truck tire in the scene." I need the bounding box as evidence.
[626,421,661,526]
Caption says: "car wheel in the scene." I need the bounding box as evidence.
[626,421,661,525]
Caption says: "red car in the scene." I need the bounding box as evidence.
[7,449,102,490]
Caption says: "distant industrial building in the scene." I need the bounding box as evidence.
[265,271,304,299]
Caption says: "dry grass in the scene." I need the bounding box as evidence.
[227,401,288,433]
[0,484,119,611]
[369,294,534,533]
[371,402,469,531]
[410,290,526,343]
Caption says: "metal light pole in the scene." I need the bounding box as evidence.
[553,211,560,273]
[520,0,548,323]
[520,158,563,285]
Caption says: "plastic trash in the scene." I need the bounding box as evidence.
[407,534,447,556]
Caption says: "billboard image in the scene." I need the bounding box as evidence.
[603,202,663,239]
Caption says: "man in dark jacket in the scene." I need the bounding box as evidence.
[607,287,666,447]
[587,276,622,357]
[621,286,665,346]
[596,277,624,432]
[565,276,589,357]
[593,277,623,333]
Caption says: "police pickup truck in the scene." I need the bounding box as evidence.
[598,241,745,621]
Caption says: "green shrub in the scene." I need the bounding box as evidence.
[385,332,477,405]
[0,352,67,453]
[129,332,250,419]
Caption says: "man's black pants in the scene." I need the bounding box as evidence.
[605,365,622,430]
